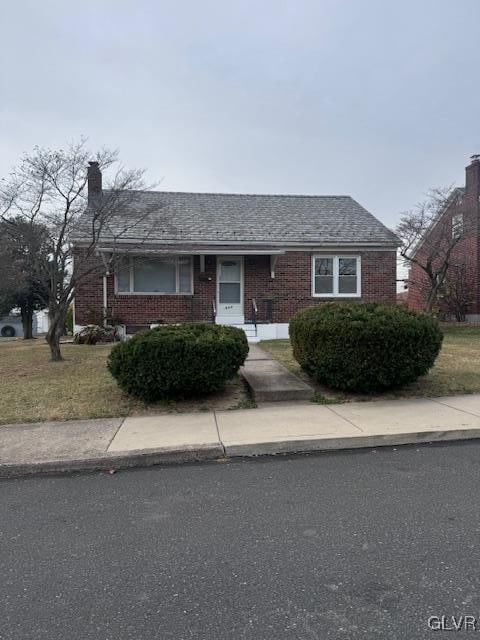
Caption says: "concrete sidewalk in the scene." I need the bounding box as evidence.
[3,394,480,476]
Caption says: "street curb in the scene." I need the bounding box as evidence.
[223,428,480,457]
[3,429,480,478]
[0,444,225,478]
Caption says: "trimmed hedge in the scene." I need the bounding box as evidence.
[107,323,248,401]
[289,303,443,393]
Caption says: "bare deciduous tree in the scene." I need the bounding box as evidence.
[0,139,151,361]
[440,264,475,322]
[396,186,466,314]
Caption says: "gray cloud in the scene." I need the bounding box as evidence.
[1,0,479,228]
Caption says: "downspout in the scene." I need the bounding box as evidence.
[98,250,112,328]
[103,273,108,327]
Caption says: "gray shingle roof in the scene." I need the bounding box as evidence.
[75,190,399,247]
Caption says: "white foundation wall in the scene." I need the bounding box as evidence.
[73,322,290,341]
[255,323,289,340]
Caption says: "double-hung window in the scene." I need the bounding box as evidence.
[116,256,193,294]
[312,255,361,297]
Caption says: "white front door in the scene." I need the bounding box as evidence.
[216,256,244,324]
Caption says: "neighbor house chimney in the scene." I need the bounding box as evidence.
[465,154,480,198]
[87,161,102,203]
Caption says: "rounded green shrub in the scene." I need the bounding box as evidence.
[289,303,443,393]
[107,323,249,401]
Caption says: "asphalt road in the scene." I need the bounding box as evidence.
[2,442,480,640]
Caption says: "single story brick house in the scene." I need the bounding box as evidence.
[73,163,399,340]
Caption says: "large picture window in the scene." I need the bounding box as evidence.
[116,256,193,294]
[312,255,361,297]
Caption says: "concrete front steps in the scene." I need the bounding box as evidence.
[230,324,260,343]
[241,344,314,403]
[218,321,290,343]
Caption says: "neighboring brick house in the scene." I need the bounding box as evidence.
[73,162,399,340]
[407,156,480,320]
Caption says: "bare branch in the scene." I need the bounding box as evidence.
[396,186,465,314]
[1,140,154,360]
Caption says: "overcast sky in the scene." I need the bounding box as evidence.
[1,0,479,229]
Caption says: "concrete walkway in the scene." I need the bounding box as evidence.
[3,394,480,476]
[241,344,314,402]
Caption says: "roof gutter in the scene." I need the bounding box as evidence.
[84,240,399,252]
[95,247,288,255]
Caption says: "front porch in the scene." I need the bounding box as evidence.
[73,245,397,340]
[84,248,292,341]
[212,254,288,342]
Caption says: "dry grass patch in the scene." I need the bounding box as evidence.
[0,339,251,425]
[260,326,480,401]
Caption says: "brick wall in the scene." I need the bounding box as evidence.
[407,187,480,314]
[74,252,216,326]
[407,158,480,315]
[244,251,396,323]
[74,249,397,327]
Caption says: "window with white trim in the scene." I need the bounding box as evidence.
[312,256,361,297]
[116,256,193,294]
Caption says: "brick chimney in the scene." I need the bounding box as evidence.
[465,154,480,198]
[87,161,102,203]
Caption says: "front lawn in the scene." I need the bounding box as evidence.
[260,326,480,401]
[0,339,251,425]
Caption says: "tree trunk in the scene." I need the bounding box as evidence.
[48,336,62,361]
[20,302,34,339]
[46,321,63,361]
[425,295,436,315]
[425,279,442,315]
[46,299,71,361]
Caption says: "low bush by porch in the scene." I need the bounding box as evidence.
[259,325,480,401]
[108,324,249,401]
